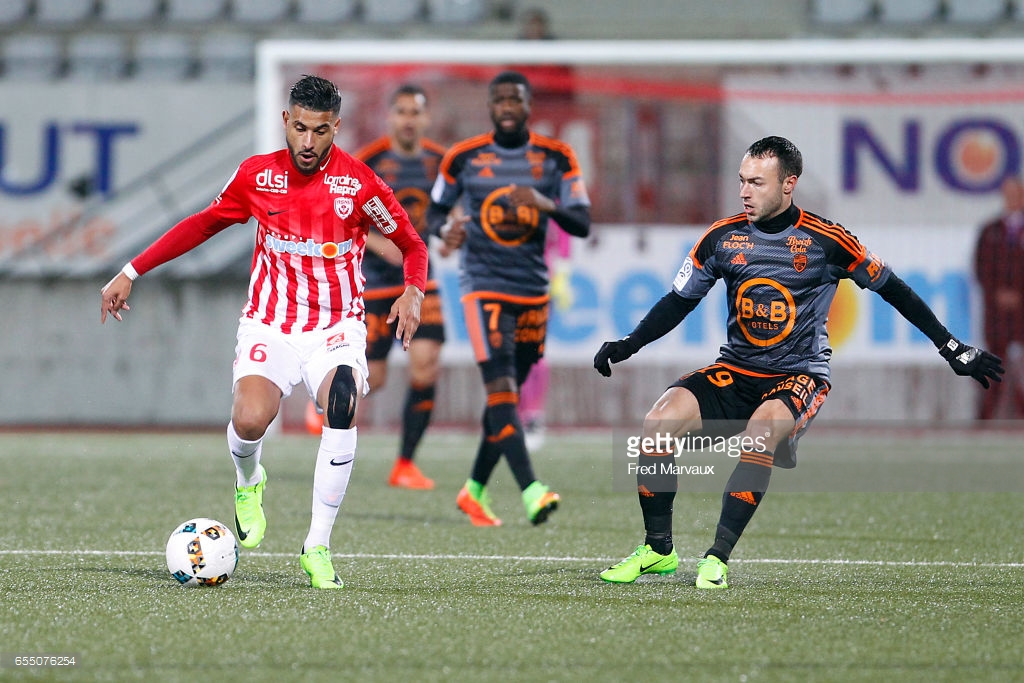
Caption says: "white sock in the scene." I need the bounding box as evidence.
[227,422,263,487]
[303,426,357,552]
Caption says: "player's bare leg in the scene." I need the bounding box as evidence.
[229,375,281,549]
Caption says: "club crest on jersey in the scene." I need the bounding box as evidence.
[335,197,354,219]
[793,253,807,272]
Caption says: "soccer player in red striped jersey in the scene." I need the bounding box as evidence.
[595,136,1003,588]
[100,75,428,589]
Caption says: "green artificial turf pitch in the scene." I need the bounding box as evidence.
[1,430,1022,682]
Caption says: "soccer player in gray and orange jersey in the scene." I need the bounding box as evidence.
[321,84,448,491]
[595,135,1003,589]
[427,70,591,527]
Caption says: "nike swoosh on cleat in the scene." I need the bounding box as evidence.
[234,515,248,541]
[639,563,663,572]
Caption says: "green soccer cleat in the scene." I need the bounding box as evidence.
[300,545,343,589]
[600,544,680,583]
[695,555,729,590]
[522,481,560,526]
[234,465,267,549]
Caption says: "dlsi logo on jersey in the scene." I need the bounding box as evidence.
[255,169,288,194]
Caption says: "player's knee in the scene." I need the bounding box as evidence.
[409,360,440,387]
[231,407,276,441]
[325,366,359,430]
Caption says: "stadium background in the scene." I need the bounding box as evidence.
[2,0,1024,429]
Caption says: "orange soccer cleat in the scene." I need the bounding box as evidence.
[388,458,435,490]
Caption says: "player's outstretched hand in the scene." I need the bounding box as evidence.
[594,337,638,377]
[939,337,1005,388]
[100,272,133,324]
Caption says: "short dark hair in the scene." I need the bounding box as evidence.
[745,136,803,180]
[488,70,532,99]
[289,75,342,116]
[390,84,427,106]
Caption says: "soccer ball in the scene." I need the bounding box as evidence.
[165,518,238,587]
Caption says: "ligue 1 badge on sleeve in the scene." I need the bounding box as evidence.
[335,197,354,219]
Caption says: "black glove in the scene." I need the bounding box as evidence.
[939,336,1005,389]
[594,337,639,377]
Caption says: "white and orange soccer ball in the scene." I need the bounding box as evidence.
[165,518,238,587]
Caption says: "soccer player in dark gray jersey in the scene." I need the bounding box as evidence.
[676,208,891,382]
[350,84,448,491]
[594,136,1003,589]
[429,92,590,299]
[426,71,591,527]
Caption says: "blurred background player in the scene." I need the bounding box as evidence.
[101,75,428,589]
[517,6,556,40]
[306,84,448,489]
[595,135,1003,589]
[428,70,591,526]
[973,175,1024,420]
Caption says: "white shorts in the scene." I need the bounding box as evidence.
[232,317,370,403]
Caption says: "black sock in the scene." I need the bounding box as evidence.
[706,452,773,562]
[482,394,536,490]
[638,447,677,555]
[470,409,502,485]
[400,383,435,461]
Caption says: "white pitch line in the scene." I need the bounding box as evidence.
[1,549,1022,568]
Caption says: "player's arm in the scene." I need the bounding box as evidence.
[427,157,468,254]
[365,229,403,266]
[593,291,700,377]
[100,209,236,323]
[876,272,1004,388]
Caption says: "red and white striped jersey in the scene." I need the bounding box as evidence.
[131,144,428,334]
